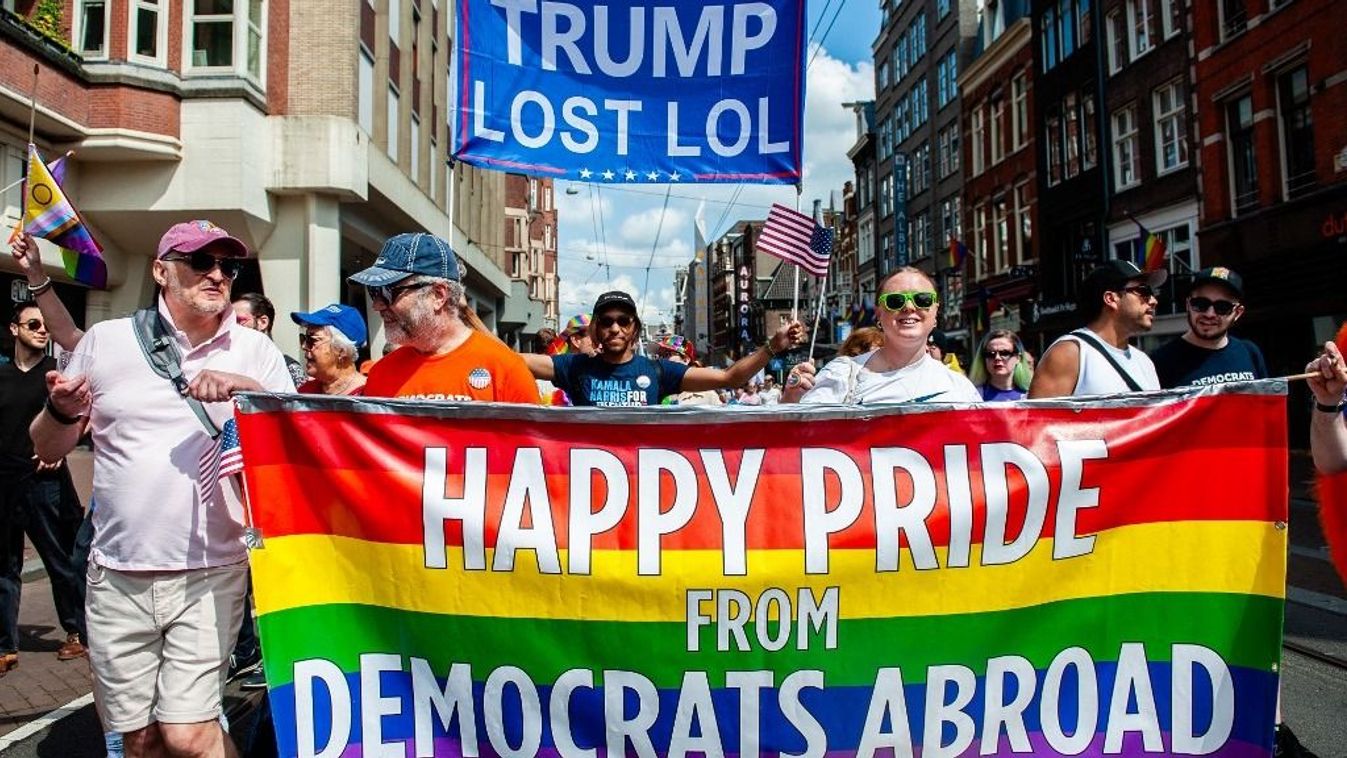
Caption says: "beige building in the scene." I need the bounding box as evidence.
[0,0,547,354]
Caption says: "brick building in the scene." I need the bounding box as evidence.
[0,0,545,351]
[1100,0,1199,342]
[1192,0,1347,377]
[959,8,1039,350]
[501,174,558,336]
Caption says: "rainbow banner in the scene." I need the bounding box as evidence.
[236,383,1288,758]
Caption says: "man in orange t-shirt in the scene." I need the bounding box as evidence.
[351,233,538,403]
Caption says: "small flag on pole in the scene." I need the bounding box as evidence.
[948,237,969,271]
[21,144,106,288]
[198,418,244,502]
[757,203,834,277]
[1131,217,1167,272]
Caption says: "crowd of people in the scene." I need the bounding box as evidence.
[2,219,1342,758]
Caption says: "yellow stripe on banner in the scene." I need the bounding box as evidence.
[252,521,1286,621]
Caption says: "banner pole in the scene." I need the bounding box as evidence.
[808,271,828,362]
[26,64,37,147]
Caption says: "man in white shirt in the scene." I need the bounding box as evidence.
[31,220,294,758]
[1029,260,1165,398]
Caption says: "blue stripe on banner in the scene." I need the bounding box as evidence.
[266,663,1277,757]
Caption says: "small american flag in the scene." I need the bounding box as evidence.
[757,203,834,277]
[198,418,244,501]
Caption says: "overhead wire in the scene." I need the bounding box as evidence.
[807,0,851,70]
[639,185,674,317]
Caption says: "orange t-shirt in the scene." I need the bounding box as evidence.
[363,331,540,403]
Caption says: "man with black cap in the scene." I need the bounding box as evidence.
[1150,266,1266,388]
[524,290,805,407]
[1029,259,1166,397]
[350,233,538,403]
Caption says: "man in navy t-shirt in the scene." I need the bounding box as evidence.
[1151,266,1267,388]
[525,290,805,407]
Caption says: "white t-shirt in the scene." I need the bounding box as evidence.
[1051,329,1160,396]
[74,301,295,571]
[801,351,983,404]
[760,386,782,405]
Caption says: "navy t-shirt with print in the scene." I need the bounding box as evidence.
[1151,336,1268,388]
[551,354,688,407]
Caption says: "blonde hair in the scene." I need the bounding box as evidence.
[839,326,884,357]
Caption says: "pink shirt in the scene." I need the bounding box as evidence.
[73,300,294,571]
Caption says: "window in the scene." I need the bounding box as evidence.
[1011,74,1028,149]
[971,107,985,176]
[973,204,988,277]
[411,115,421,180]
[940,195,962,243]
[1082,93,1098,169]
[993,199,1010,272]
[990,99,1005,164]
[879,58,890,91]
[76,1,108,58]
[430,139,438,201]
[938,125,960,178]
[880,171,893,218]
[1078,0,1092,43]
[1106,10,1125,73]
[1112,105,1140,189]
[1226,95,1258,213]
[1278,66,1316,199]
[1041,9,1058,71]
[1014,182,1033,262]
[389,0,401,45]
[1220,0,1246,40]
[937,0,951,19]
[1153,80,1188,173]
[1046,107,1062,185]
[387,86,400,160]
[188,0,267,83]
[1127,0,1152,59]
[897,37,909,82]
[937,51,957,107]
[916,142,931,194]
[1160,0,1180,39]
[358,49,374,135]
[1058,0,1076,60]
[1064,92,1081,178]
[130,0,165,66]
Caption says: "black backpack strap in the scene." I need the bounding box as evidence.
[132,308,221,438]
[1070,330,1144,392]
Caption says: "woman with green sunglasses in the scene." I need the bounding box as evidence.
[783,269,982,405]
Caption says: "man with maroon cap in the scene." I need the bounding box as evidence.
[31,220,294,758]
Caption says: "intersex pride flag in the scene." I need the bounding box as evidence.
[236,384,1289,758]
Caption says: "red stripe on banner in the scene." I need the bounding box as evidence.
[239,393,1287,547]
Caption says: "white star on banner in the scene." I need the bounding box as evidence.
[646,170,660,181]
[578,168,593,179]
[601,169,615,181]
[669,171,681,182]
[624,169,638,181]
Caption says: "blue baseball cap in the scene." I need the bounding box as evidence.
[291,303,368,348]
[348,232,461,287]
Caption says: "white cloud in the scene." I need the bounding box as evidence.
[556,48,876,320]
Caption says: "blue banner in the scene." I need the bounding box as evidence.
[454,0,806,183]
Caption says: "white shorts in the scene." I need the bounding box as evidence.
[86,560,248,733]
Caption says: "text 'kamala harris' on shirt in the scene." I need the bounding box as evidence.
[552,354,688,407]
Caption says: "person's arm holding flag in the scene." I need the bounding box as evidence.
[10,232,84,351]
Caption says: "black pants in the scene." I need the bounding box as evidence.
[0,470,85,653]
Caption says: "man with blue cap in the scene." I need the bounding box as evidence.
[290,303,369,396]
[349,233,538,403]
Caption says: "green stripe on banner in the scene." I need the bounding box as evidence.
[258,592,1281,689]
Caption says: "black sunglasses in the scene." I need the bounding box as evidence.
[16,318,45,331]
[1121,284,1156,300]
[299,333,328,350]
[597,314,635,328]
[984,349,1018,360]
[1188,296,1237,316]
[878,291,939,311]
[162,251,243,279]
[366,281,433,304]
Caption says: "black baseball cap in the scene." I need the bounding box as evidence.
[1085,259,1168,292]
[593,291,638,315]
[1189,266,1244,299]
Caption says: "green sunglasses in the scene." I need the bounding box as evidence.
[879,290,939,311]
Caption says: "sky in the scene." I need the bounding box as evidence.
[553,0,882,329]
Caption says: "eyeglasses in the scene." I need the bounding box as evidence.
[299,334,328,350]
[878,291,939,311]
[596,314,635,329]
[983,349,1018,360]
[161,252,243,279]
[17,318,45,332]
[1188,297,1237,316]
[1121,285,1156,300]
[366,281,432,304]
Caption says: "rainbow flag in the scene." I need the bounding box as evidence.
[948,237,969,271]
[1132,217,1167,273]
[21,144,106,288]
[237,385,1287,758]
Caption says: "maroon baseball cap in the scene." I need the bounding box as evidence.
[156,220,250,259]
